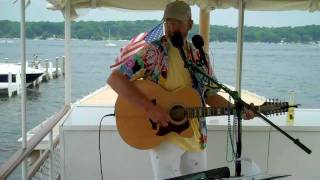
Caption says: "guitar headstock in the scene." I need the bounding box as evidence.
[258,99,300,116]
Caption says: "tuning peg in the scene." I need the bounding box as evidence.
[276,98,280,106]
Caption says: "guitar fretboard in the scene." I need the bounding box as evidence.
[184,101,290,119]
[185,107,236,118]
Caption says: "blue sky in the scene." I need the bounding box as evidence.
[1,0,320,27]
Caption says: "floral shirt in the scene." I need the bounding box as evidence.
[117,36,218,149]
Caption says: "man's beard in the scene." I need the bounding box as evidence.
[167,31,188,42]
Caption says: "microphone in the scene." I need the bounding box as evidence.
[192,34,204,49]
[170,32,188,67]
[192,34,208,67]
[170,32,184,48]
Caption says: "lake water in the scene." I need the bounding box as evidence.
[0,39,319,179]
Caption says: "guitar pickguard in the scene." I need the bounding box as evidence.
[148,98,190,136]
[156,121,190,136]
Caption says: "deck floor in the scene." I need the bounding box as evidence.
[79,85,265,106]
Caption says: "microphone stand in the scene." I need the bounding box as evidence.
[175,45,312,177]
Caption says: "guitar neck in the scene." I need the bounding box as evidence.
[185,106,236,118]
[185,101,291,118]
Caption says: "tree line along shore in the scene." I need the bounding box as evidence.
[0,20,319,43]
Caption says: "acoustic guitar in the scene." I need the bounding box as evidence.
[115,80,292,150]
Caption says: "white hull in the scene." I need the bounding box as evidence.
[0,82,32,90]
[0,63,45,90]
[0,63,44,75]
[105,42,117,47]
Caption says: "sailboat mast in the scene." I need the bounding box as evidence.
[108,28,111,40]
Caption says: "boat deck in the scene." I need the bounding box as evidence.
[78,84,266,106]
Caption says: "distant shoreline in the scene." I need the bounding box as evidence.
[1,37,319,46]
[0,20,319,43]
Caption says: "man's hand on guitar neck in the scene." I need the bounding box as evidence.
[242,107,255,120]
[145,104,170,127]
[206,94,255,120]
[242,103,255,120]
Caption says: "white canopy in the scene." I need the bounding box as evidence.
[206,0,320,11]
[46,0,320,15]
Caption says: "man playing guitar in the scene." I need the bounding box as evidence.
[107,1,254,179]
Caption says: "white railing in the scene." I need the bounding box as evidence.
[0,106,70,180]
[28,139,60,180]
[0,0,72,179]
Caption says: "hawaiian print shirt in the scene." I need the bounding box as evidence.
[117,36,218,149]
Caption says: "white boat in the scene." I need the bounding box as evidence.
[0,63,44,90]
[105,28,116,47]
[104,41,117,47]
[0,0,319,180]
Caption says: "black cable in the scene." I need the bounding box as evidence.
[98,113,115,180]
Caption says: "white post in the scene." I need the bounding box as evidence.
[16,70,21,95]
[62,56,65,76]
[235,0,245,94]
[45,59,49,81]
[65,0,71,105]
[235,0,245,177]
[49,61,53,79]
[55,57,59,77]
[49,130,54,180]
[20,0,28,179]
[8,72,12,98]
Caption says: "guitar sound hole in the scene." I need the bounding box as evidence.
[170,105,185,123]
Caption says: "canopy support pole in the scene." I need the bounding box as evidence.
[20,0,27,179]
[64,0,71,105]
[236,0,245,93]
[199,8,210,53]
[235,0,245,177]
